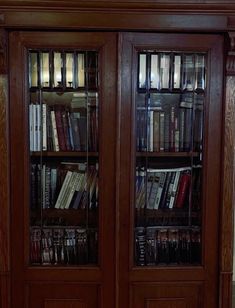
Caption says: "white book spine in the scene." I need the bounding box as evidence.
[54,171,73,209]
[149,110,154,152]
[42,164,46,209]
[169,171,181,209]
[42,104,47,151]
[36,104,41,151]
[33,104,37,151]
[29,104,34,151]
[63,172,79,209]
[50,110,60,152]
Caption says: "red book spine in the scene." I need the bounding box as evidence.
[175,172,191,208]
[54,106,66,151]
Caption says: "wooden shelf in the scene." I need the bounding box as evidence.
[31,208,98,225]
[31,151,99,157]
[135,208,200,218]
[136,151,200,158]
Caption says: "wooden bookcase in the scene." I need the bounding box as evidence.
[0,2,235,308]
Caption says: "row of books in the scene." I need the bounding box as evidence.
[136,94,203,152]
[31,163,98,210]
[30,227,98,265]
[135,226,201,266]
[29,103,98,152]
[136,167,191,210]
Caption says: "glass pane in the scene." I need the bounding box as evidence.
[77,53,85,88]
[183,54,194,91]
[29,52,38,87]
[28,50,99,266]
[41,52,50,88]
[195,55,206,91]
[135,51,205,267]
[150,54,159,89]
[173,55,181,89]
[160,54,170,89]
[54,52,63,88]
[66,53,74,88]
[138,54,147,89]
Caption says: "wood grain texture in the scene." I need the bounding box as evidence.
[220,272,233,308]
[1,0,235,12]
[219,47,235,308]
[131,283,202,308]
[0,75,9,273]
[45,299,85,308]
[221,74,235,272]
[0,11,227,31]
[0,273,10,308]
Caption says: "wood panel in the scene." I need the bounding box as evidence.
[27,283,98,308]
[147,299,186,308]
[45,299,85,308]
[0,11,227,31]
[219,34,235,308]
[131,283,202,308]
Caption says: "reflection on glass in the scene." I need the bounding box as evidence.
[77,53,85,87]
[160,54,170,89]
[29,52,38,87]
[41,52,50,87]
[139,54,147,89]
[183,54,194,91]
[28,50,99,267]
[87,52,98,89]
[54,52,62,87]
[150,54,159,89]
[135,51,205,267]
[195,55,205,90]
[66,53,74,88]
[173,55,181,89]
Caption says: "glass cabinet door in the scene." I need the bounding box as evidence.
[28,50,99,266]
[135,51,205,266]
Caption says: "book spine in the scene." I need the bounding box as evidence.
[153,111,160,152]
[42,104,47,151]
[63,172,79,209]
[175,172,191,208]
[36,104,41,151]
[170,106,175,151]
[61,110,71,151]
[67,111,74,150]
[169,170,181,209]
[50,110,60,151]
[159,112,165,152]
[29,104,34,151]
[33,104,37,151]
[159,172,172,209]
[153,172,166,209]
[54,171,73,209]
[148,110,154,152]
[55,107,66,151]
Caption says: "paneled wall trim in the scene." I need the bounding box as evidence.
[219,32,235,308]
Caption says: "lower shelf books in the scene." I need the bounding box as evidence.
[30,226,98,266]
[31,162,98,210]
[135,226,201,266]
[136,166,193,210]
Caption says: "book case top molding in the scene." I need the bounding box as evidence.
[0,9,231,31]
